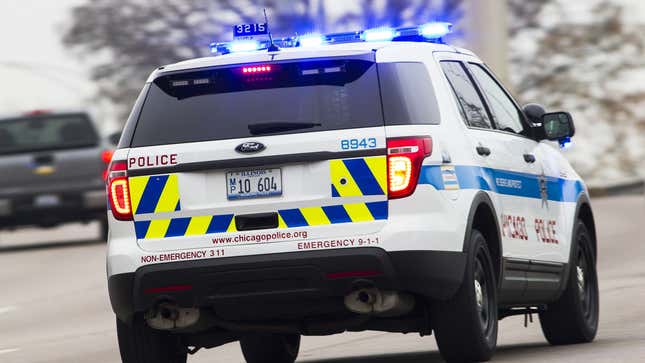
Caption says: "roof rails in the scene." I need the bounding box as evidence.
[210,22,453,55]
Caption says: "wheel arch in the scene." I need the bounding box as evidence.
[574,194,597,261]
[553,193,598,301]
[463,191,503,287]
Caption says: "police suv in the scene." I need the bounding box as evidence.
[107,22,599,363]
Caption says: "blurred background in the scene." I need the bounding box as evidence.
[1,1,644,363]
[2,0,644,184]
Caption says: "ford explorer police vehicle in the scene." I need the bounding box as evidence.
[107,22,599,363]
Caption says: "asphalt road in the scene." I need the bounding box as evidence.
[1,195,643,363]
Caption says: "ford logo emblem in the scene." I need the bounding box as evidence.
[235,141,266,154]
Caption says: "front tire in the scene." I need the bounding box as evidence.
[539,221,599,345]
[239,333,300,363]
[433,229,498,362]
[116,317,187,363]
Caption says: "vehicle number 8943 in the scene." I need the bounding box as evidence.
[341,138,377,150]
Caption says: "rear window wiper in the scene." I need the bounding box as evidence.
[248,122,322,135]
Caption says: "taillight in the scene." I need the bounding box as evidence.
[101,150,114,180]
[387,137,432,199]
[107,160,132,220]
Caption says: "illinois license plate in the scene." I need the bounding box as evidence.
[227,168,282,200]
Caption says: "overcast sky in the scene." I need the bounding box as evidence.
[1,0,643,126]
[0,0,93,117]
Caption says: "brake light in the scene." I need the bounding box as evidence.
[242,65,272,73]
[107,160,132,220]
[101,150,114,180]
[387,137,432,199]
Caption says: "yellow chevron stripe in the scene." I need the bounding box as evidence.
[226,217,237,233]
[185,215,212,236]
[343,203,374,222]
[155,174,180,213]
[145,219,171,239]
[364,156,387,194]
[277,214,287,229]
[300,206,331,226]
[128,176,149,214]
[330,159,362,197]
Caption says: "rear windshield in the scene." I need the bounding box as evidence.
[130,59,439,147]
[0,114,98,155]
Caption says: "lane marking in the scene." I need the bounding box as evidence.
[0,306,17,315]
[0,348,20,355]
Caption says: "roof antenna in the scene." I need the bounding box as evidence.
[264,8,280,52]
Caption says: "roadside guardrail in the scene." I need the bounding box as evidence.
[588,178,645,197]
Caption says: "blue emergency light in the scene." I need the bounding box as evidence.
[210,22,453,55]
[559,136,573,149]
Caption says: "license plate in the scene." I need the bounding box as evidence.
[34,194,61,207]
[227,168,282,200]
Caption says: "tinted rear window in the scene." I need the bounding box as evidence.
[128,60,441,147]
[0,114,98,155]
[131,59,383,147]
[379,62,440,125]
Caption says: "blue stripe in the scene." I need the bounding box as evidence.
[175,200,181,211]
[279,209,308,227]
[322,205,352,224]
[331,184,340,198]
[136,175,169,214]
[420,166,446,190]
[207,214,234,233]
[366,201,388,220]
[343,158,385,195]
[419,165,584,203]
[134,220,151,239]
[165,217,191,238]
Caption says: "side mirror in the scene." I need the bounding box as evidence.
[522,103,546,124]
[542,112,575,141]
[108,131,121,146]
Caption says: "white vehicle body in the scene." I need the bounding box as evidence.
[107,40,596,333]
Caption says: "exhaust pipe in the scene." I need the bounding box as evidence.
[344,288,415,317]
[145,302,200,330]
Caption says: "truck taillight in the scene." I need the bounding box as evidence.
[101,150,114,180]
[107,160,132,220]
[387,137,432,199]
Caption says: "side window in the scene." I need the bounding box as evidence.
[468,64,526,134]
[440,61,492,129]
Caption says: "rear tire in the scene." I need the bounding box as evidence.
[539,221,599,345]
[239,333,300,363]
[116,317,187,363]
[433,229,498,362]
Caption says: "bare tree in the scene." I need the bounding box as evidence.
[64,0,462,122]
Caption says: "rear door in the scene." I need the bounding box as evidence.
[125,56,389,252]
[439,59,542,260]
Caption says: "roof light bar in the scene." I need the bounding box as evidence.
[299,34,325,47]
[210,22,452,55]
[229,40,260,53]
[420,22,453,39]
[363,28,396,42]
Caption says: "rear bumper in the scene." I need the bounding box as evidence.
[0,189,106,228]
[108,247,466,322]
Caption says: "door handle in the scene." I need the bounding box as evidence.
[476,146,491,156]
[523,154,536,163]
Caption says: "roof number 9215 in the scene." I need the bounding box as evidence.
[341,138,377,150]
